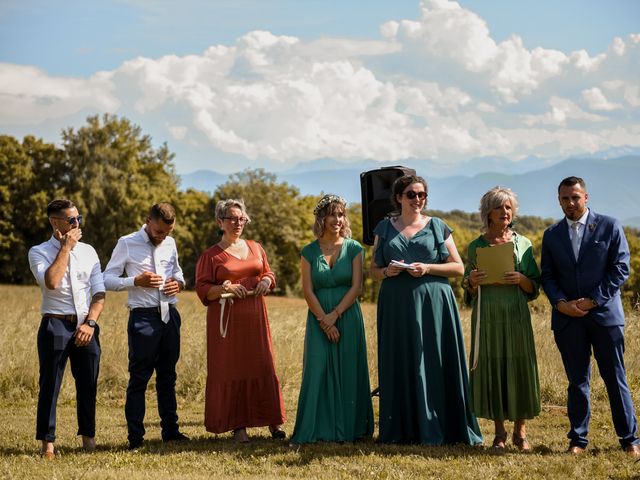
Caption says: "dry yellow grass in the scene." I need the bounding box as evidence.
[2,285,640,479]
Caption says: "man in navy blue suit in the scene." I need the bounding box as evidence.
[541,176,640,456]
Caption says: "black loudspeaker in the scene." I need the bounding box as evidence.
[360,166,416,245]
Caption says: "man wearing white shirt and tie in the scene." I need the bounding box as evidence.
[28,199,105,459]
[541,176,640,457]
[103,202,187,449]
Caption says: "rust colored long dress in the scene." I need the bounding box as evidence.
[195,240,285,433]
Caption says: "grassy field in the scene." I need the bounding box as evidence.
[2,285,640,479]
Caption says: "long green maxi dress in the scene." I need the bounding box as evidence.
[464,233,541,421]
[290,238,374,443]
[374,217,482,445]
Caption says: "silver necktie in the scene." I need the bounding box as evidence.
[571,222,581,260]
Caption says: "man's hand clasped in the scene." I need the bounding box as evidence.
[162,278,181,296]
[134,271,164,288]
[134,272,181,296]
[557,298,596,317]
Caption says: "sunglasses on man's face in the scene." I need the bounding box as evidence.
[52,215,83,225]
[402,191,427,200]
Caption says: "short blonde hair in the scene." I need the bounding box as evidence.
[479,187,518,231]
[215,198,251,224]
[313,195,351,238]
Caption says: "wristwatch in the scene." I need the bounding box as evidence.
[222,280,232,293]
[84,319,97,328]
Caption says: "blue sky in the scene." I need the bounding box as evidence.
[2,0,638,75]
[1,0,639,174]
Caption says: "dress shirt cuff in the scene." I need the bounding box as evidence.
[123,277,136,288]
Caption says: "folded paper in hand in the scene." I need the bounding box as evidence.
[476,242,515,284]
[390,260,416,270]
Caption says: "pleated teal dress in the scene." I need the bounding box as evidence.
[464,233,541,421]
[375,217,482,445]
[290,238,374,444]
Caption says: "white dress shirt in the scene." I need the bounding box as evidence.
[28,236,105,326]
[103,225,185,309]
[566,208,589,257]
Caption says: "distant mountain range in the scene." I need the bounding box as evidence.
[180,154,640,228]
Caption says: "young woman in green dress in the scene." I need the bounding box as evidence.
[290,194,373,444]
[463,187,541,451]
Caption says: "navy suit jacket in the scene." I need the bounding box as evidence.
[541,210,630,331]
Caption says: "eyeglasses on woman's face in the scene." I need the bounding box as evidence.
[401,190,427,200]
[223,216,248,225]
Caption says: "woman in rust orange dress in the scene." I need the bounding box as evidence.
[195,199,285,443]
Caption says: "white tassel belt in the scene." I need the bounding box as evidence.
[218,290,255,338]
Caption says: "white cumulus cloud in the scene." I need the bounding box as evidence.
[582,87,622,111]
[0,0,638,172]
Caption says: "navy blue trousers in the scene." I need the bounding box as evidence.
[554,318,639,448]
[125,306,181,443]
[36,316,101,442]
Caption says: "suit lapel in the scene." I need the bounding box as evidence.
[558,218,577,264]
[577,210,598,263]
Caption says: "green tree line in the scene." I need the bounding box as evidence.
[1,114,638,306]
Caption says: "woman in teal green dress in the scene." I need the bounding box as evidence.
[290,194,373,444]
[463,187,540,451]
[371,175,482,445]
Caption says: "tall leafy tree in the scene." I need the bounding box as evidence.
[173,188,218,287]
[0,136,34,283]
[0,135,66,282]
[60,114,180,263]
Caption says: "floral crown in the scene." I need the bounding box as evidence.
[313,194,346,216]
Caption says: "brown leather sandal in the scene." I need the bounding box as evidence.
[512,434,531,452]
[492,432,507,450]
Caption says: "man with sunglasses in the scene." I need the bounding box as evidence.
[103,202,187,450]
[28,199,105,459]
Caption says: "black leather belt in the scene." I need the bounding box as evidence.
[131,306,161,313]
[43,313,78,322]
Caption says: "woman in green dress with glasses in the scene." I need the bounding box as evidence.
[463,187,541,451]
[371,175,481,445]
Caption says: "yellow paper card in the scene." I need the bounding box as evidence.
[476,242,515,285]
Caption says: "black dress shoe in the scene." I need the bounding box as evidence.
[128,438,144,450]
[163,432,189,442]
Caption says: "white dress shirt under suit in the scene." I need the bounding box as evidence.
[566,209,589,260]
